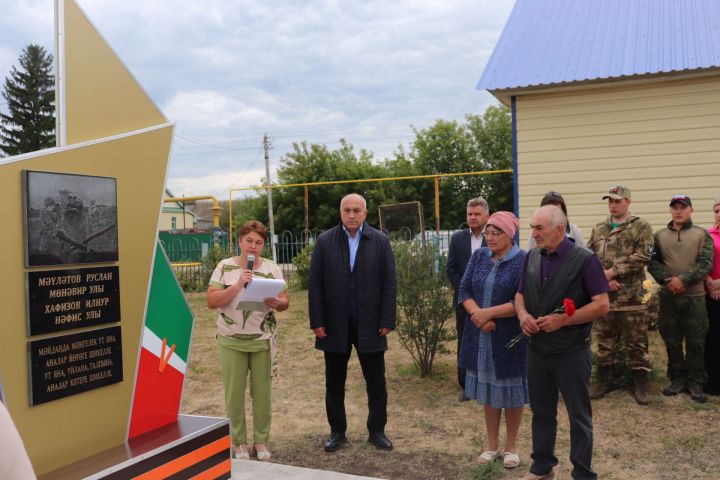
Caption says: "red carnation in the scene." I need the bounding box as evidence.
[505,298,577,349]
[563,298,576,317]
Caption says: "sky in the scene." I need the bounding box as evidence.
[0,0,515,199]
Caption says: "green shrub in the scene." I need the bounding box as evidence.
[392,241,455,377]
[201,244,229,289]
[292,243,314,289]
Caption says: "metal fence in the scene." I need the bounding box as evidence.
[170,227,461,292]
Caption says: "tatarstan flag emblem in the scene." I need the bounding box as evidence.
[128,242,194,439]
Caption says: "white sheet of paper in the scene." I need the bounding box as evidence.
[236,277,286,312]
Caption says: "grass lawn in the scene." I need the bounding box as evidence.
[181,289,720,480]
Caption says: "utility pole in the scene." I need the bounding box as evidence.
[264,133,278,262]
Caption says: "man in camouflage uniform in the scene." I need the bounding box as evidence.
[587,185,654,405]
[648,194,714,403]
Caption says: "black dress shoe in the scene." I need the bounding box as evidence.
[324,432,347,452]
[368,432,393,450]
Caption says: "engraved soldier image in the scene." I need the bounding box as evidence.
[587,185,654,405]
[24,170,119,267]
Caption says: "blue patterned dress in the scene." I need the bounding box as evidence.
[461,245,529,409]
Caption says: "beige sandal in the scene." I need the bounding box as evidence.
[476,448,501,464]
[254,444,272,462]
[503,451,520,468]
[233,444,250,460]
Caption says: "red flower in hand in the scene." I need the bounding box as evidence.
[506,298,577,349]
[563,298,576,317]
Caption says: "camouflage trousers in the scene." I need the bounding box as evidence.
[658,294,709,387]
[594,310,650,371]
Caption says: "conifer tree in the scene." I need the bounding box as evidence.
[0,44,55,156]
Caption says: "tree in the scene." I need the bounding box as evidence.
[0,44,55,157]
[466,105,513,213]
[265,104,513,233]
[273,139,387,232]
[395,106,513,229]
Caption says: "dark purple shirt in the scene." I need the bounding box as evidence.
[518,237,610,296]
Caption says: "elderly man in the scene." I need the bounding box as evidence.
[648,194,713,403]
[447,197,489,401]
[587,185,654,405]
[516,205,610,480]
[309,193,397,452]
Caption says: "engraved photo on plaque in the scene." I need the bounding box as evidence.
[26,266,121,336]
[23,170,119,267]
[28,326,123,406]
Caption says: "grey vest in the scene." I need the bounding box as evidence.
[524,244,594,355]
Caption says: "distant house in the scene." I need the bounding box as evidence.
[477,0,720,241]
[159,188,196,231]
[187,200,215,230]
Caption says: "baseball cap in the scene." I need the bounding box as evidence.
[714,196,720,207]
[669,194,692,207]
[602,185,631,200]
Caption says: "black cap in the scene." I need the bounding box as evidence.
[669,194,692,207]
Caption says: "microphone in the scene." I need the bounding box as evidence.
[244,254,255,288]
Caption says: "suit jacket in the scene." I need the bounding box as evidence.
[308,222,397,353]
[447,229,485,301]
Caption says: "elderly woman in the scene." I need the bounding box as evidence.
[458,211,528,469]
[705,196,720,395]
[528,191,584,248]
[206,220,289,461]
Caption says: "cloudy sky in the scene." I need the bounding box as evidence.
[0,0,515,198]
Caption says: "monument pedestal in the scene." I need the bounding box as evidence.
[39,415,231,480]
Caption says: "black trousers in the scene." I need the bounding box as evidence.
[527,344,597,480]
[324,345,387,435]
[455,303,467,389]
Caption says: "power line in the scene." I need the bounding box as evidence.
[174,134,260,151]
[218,149,264,195]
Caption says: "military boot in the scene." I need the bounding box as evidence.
[589,365,613,399]
[633,371,650,405]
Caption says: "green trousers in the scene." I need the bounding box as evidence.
[217,336,272,445]
[658,294,708,387]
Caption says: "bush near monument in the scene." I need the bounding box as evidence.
[393,240,455,377]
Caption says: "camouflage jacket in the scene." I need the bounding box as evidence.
[587,215,653,309]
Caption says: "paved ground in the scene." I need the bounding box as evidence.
[232,459,383,480]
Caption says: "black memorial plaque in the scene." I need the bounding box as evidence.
[26,266,120,336]
[28,326,123,406]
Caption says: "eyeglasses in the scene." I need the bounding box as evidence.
[481,229,505,238]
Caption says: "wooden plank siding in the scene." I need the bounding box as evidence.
[515,76,720,244]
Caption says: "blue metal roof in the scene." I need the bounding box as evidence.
[477,0,720,92]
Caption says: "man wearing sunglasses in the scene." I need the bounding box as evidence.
[648,194,714,403]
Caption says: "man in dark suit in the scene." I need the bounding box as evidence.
[446,197,489,401]
[309,193,397,452]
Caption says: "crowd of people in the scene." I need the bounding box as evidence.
[447,188,719,479]
[203,189,719,480]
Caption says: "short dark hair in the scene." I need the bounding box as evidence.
[238,220,268,240]
[540,191,570,233]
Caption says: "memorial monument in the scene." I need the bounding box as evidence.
[0,1,230,478]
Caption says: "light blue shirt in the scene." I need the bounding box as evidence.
[342,224,363,271]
